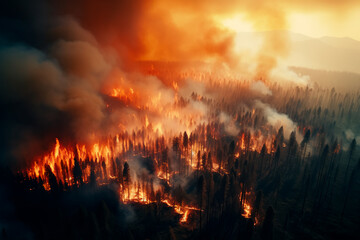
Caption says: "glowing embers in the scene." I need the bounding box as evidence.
[161,199,200,224]
[111,87,136,105]
[242,202,252,218]
[121,186,198,224]
[180,210,189,223]
[239,190,254,219]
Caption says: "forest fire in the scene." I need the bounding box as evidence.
[1,0,360,239]
[13,58,360,238]
[242,202,252,218]
[23,129,257,225]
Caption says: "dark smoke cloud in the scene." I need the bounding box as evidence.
[0,1,111,168]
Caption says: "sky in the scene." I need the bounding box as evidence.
[220,11,360,40]
[290,12,360,40]
[216,4,360,41]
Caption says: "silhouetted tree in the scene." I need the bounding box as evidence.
[201,153,207,170]
[197,151,201,171]
[123,162,131,198]
[244,218,254,240]
[253,190,263,219]
[173,185,185,206]
[287,131,296,161]
[222,175,230,211]
[207,173,214,223]
[162,147,170,180]
[183,131,188,151]
[229,140,235,156]
[317,144,329,186]
[301,129,311,163]
[116,157,123,184]
[273,146,281,169]
[341,158,359,221]
[344,139,356,181]
[45,164,59,192]
[189,132,194,166]
[90,163,96,187]
[260,144,267,172]
[207,151,213,171]
[301,174,310,215]
[275,126,284,149]
[173,137,181,173]
[156,190,162,216]
[197,175,206,231]
[73,157,83,186]
[217,148,223,172]
[261,206,274,240]
[101,161,107,181]
[149,180,156,202]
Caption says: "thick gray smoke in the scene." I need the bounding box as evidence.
[0,13,211,167]
[0,17,110,167]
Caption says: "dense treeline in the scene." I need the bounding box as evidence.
[4,76,360,239]
[15,124,359,239]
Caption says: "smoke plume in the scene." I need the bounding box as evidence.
[255,100,297,138]
[1,0,358,167]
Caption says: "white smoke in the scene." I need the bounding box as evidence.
[255,100,297,138]
[270,65,310,86]
[250,80,272,95]
[219,112,239,136]
[345,129,360,146]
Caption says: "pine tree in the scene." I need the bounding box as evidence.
[287,131,296,161]
[261,206,274,240]
[301,129,311,163]
[73,157,83,186]
[344,139,356,181]
[273,146,281,169]
[207,173,214,223]
[183,131,188,151]
[253,190,263,219]
[341,158,360,221]
[229,140,235,156]
[123,162,131,199]
[275,126,284,149]
[90,162,96,187]
[162,147,170,180]
[207,151,213,171]
[260,144,267,172]
[217,148,223,172]
[45,164,59,192]
[197,151,201,170]
[197,175,206,231]
[201,153,207,171]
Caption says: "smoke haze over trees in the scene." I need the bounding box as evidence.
[0,1,360,240]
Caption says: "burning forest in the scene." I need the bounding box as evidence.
[1,1,360,240]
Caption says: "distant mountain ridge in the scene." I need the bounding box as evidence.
[236,31,360,74]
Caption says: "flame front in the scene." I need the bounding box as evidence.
[20,65,291,225]
[23,123,265,224]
